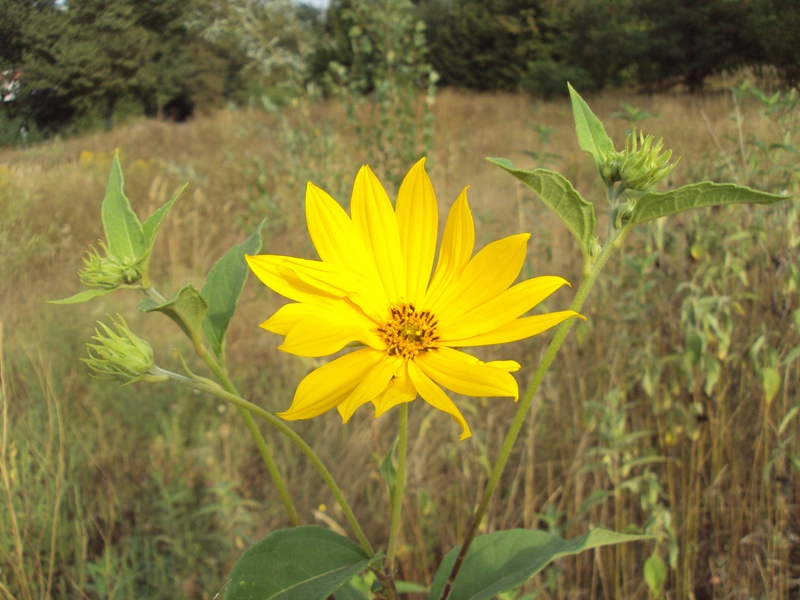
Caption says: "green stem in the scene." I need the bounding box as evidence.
[161,368,376,557]
[194,342,301,527]
[385,404,408,572]
[437,240,618,600]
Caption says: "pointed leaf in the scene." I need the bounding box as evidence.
[101,153,145,263]
[624,182,786,229]
[224,526,382,600]
[489,158,595,257]
[139,284,208,343]
[201,222,264,360]
[762,366,781,405]
[644,554,667,598]
[142,183,187,257]
[48,287,116,305]
[568,83,614,170]
[428,528,652,600]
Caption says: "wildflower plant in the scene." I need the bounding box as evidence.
[52,86,786,600]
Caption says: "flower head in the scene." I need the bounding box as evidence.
[246,159,580,439]
[79,242,142,289]
[83,315,166,385]
[601,129,678,192]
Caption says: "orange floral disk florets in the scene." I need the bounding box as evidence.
[377,303,440,359]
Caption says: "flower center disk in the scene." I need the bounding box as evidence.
[378,303,439,359]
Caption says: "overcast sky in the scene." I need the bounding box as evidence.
[299,0,330,9]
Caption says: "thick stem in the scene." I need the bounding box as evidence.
[161,369,376,557]
[385,404,409,572]
[437,240,617,600]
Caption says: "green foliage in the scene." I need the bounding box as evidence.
[644,553,667,598]
[102,153,146,265]
[567,84,615,174]
[224,526,382,600]
[201,223,264,361]
[428,529,652,600]
[139,284,209,344]
[520,60,595,99]
[488,158,596,261]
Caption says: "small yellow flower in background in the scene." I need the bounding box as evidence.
[246,159,581,440]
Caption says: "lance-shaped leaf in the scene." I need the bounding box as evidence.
[623,182,787,230]
[139,284,208,344]
[141,183,187,267]
[201,222,264,361]
[101,152,145,264]
[224,526,382,600]
[49,287,117,305]
[379,437,399,500]
[428,528,652,600]
[489,158,596,259]
[568,83,614,171]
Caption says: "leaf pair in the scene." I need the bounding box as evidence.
[224,526,649,600]
[139,223,263,361]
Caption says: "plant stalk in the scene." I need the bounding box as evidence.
[437,239,618,600]
[385,404,409,572]
[161,368,376,557]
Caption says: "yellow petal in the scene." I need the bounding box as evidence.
[407,360,471,440]
[396,158,438,304]
[279,301,384,357]
[415,347,518,400]
[438,276,570,341]
[424,188,474,309]
[259,302,320,335]
[445,310,583,346]
[337,354,403,423]
[486,360,521,372]
[246,254,358,304]
[373,361,417,417]
[278,349,383,421]
[305,182,387,316]
[350,165,406,302]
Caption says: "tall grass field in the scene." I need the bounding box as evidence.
[1,87,799,599]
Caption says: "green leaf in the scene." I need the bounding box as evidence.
[568,83,614,170]
[644,554,667,599]
[139,284,208,343]
[396,581,428,593]
[48,287,116,305]
[142,183,186,259]
[624,182,787,229]
[201,222,264,361]
[488,158,596,258]
[101,152,145,264]
[428,528,652,600]
[224,526,382,600]
[380,437,399,501]
[779,405,799,435]
[762,366,781,405]
[333,583,368,600]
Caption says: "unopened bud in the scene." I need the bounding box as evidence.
[79,242,142,289]
[83,315,166,386]
[602,129,678,192]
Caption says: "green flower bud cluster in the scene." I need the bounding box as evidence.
[79,242,143,289]
[83,316,167,386]
[602,130,678,192]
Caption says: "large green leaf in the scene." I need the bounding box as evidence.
[624,182,786,229]
[488,158,596,258]
[142,183,187,259]
[428,528,651,600]
[201,222,264,360]
[224,526,382,600]
[139,284,208,343]
[101,152,145,264]
[49,287,116,305]
[568,84,614,171]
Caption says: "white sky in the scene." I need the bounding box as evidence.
[298,0,330,9]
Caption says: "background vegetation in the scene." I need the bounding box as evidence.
[2,0,800,598]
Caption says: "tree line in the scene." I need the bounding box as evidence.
[0,0,797,144]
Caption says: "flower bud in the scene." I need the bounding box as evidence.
[79,242,142,289]
[602,129,678,192]
[82,316,166,385]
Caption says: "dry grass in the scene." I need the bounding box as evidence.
[0,87,798,599]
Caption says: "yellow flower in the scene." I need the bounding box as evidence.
[246,159,580,440]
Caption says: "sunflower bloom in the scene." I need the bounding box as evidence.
[246,159,580,440]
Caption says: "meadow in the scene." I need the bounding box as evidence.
[1,85,798,599]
